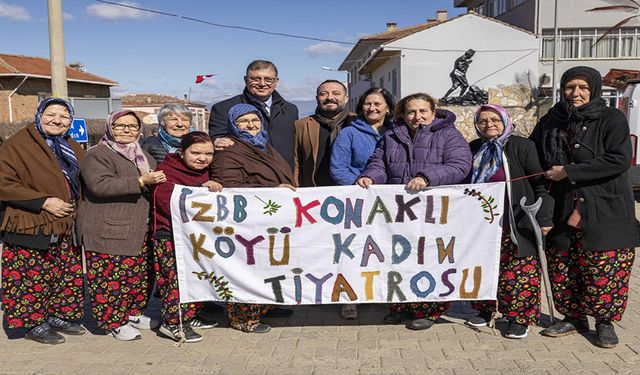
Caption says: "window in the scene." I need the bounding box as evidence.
[379,77,384,89]
[541,28,640,59]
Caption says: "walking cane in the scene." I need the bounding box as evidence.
[519,197,557,324]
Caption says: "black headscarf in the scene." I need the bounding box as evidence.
[541,66,607,166]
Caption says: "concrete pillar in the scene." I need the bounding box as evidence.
[48,0,68,98]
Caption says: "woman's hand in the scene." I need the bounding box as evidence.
[544,166,567,181]
[42,197,74,218]
[356,177,373,189]
[406,176,428,192]
[140,171,167,185]
[203,180,223,192]
[541,226,553,236]
[214,137,234,151]
[278,183,296,191]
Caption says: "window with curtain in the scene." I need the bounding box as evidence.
[541,28,639,59]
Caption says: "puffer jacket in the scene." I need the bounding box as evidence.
[359,109,472,186]
[140,136,167,164]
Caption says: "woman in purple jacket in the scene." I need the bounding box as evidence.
[357,92,472,330]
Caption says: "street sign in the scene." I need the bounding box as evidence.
[69,118,88,143]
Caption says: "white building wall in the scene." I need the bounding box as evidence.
[369,57,402,103]
[538,0,640,30]
[385,14,538,99]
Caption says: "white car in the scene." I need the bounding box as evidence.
[620,79,640,190]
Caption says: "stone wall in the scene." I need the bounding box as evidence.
[441,84,540,142]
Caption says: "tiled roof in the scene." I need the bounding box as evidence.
[360,21,438,42]
[0,53,117,85]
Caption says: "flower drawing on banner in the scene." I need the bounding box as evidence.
[255,196,282,216]
[192,271,233,301]
[463,188,500,224]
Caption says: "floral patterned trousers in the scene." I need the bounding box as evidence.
[85,245,152,330]
[1,234,84,329]
[547,237,635,322]
[152,237,202,325]
[227,303,271,332]
[472,234,541,326]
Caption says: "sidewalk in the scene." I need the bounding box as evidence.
[2,231,639,375]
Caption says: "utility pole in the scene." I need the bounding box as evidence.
[48,0,68,98]
[551,0,559,104]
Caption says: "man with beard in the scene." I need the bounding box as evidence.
[208,60,299,170]
[294,80,356,187]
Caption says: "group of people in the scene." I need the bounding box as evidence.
[0,60,637,350]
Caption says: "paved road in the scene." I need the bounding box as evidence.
[2,209,640,374]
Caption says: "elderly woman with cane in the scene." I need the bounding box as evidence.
[531,66,639,348]
[0,98,86,345]
[464,104,553,339]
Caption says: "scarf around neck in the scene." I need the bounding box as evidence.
[99,110,151,175]
[157,126,186,153]
[471,104,515,183]
[313,105,350,143]
[541,66,607,166]
[34,97,80,199]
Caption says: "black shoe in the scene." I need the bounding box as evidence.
[25,323,65,345]
[540,317,589,337]
[202,301,224,313]
[407,318,435,331]
[383,311,412,325]
[159,323,203,343]
[505,322,530,339]
[465,311,493,327]
[47,316,86,335]
[264,307,293,318]
[250,323,272,333]
[595,322,618,348]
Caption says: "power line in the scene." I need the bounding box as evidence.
[94,0,539,58]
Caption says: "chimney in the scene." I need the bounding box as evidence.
[436,9,448,22]
[386,22,397,32]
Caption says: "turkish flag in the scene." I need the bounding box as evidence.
[195,74,217,84]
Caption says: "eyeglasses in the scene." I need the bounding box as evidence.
[476,118,503,127]
[112,123,141,131]
[236,118,262,126]
[247,76,278,85]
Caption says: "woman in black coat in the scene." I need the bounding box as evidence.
[530,66,639,348]
[465,104,553,339]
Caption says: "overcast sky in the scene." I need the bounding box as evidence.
[0,0,464,102]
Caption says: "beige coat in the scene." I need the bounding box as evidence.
[77,145,156,256]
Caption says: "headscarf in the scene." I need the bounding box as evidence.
[541,66,607,166]
[99,110,151,175]
[471,104,515,183]
[227,103,269,152]
[34,97,80,199]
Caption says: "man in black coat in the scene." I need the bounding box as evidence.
[208,60,299,170]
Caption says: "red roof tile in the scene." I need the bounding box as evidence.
[0,53,117,85]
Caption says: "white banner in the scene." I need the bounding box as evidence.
[171,183,505,305]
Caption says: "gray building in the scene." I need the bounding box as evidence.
[454,0,640,98]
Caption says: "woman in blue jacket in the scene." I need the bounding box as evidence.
[330,88,394,320]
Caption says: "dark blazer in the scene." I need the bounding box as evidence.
[140,136,167,164]
[530,106,640,251]
[208,88,299,170]
[77,145,157,256]
[469,135,554,257]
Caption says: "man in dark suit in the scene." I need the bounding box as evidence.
[208,60,299,170]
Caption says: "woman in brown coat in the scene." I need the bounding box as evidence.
[210,103,295,333]
[77,110,166,341]
[0,98,86,345]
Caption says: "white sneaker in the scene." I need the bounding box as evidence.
[110,323,142,341]
[128,315,160,330]
[340,304,358,320]
[189,317,218,330]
